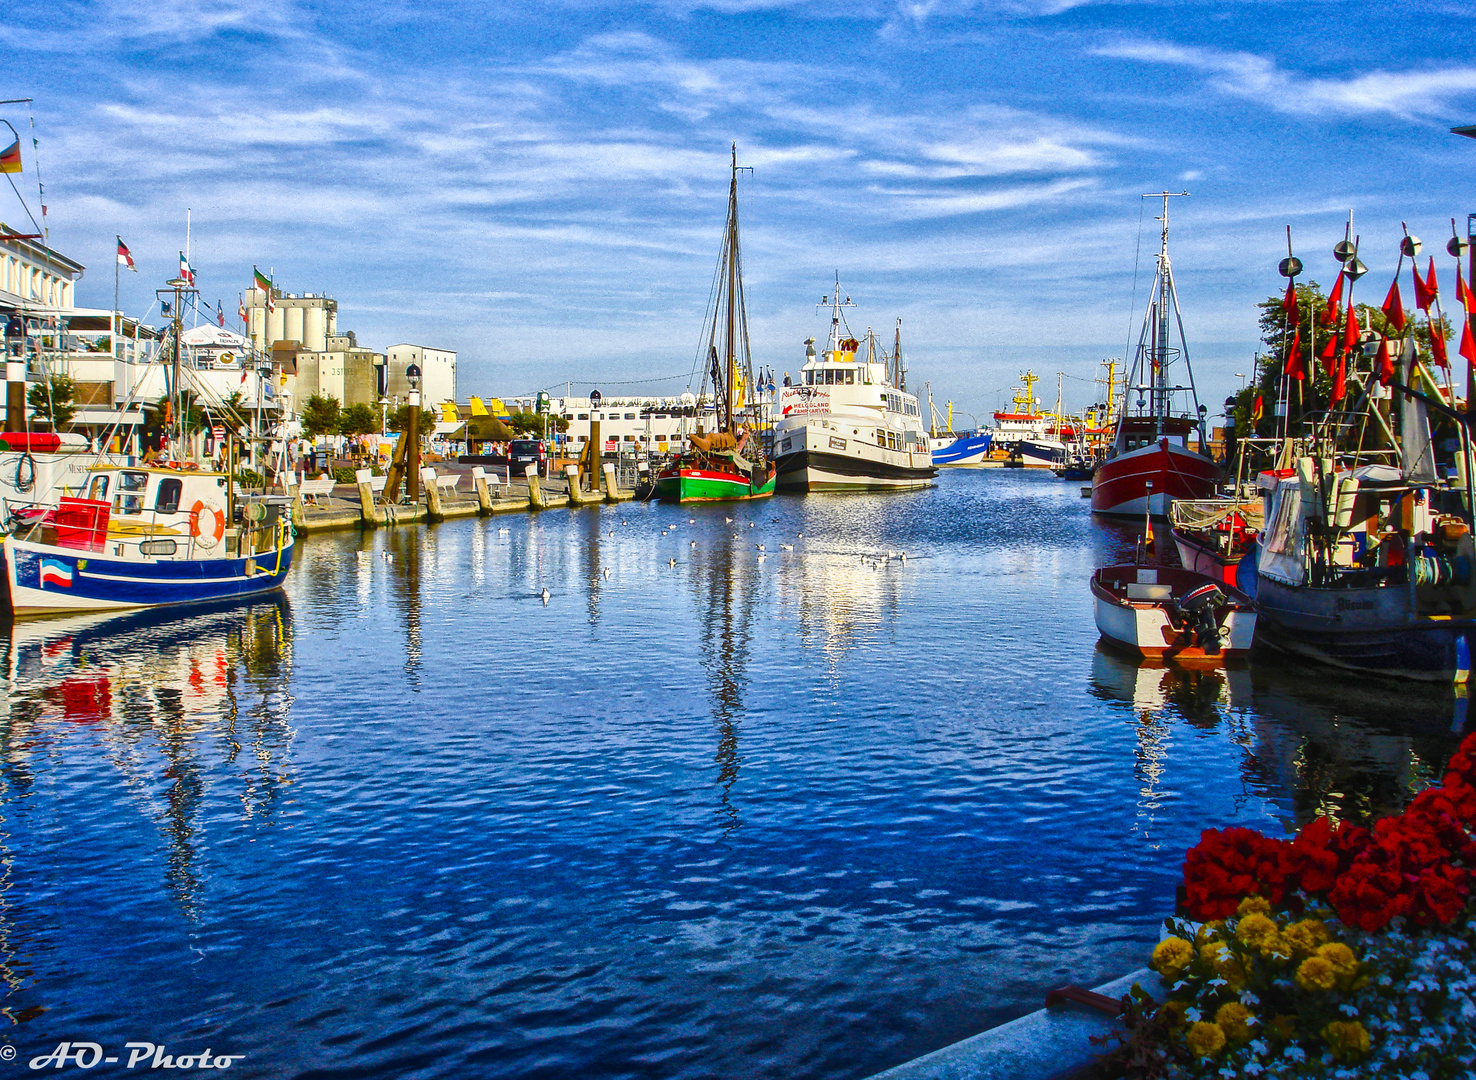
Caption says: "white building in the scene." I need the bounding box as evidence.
[386,345,455,409]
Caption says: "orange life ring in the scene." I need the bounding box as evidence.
[190,499,227,549]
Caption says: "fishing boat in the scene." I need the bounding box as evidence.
[1091,563,1257,664]
[656,146,776,504]
[4,462,293,617]
[773,294,935,491]
[932,430,993,466]
[1171,498,1262,586]
[0,431,111,530]
[1244,224,1476,682]
[1092,194,1219,518]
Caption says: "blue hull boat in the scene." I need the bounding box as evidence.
[932,432,992,466]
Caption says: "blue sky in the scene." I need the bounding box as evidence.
[6,0,1476,421]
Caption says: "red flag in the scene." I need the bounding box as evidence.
[1285,328,1304,380]
[1431,328,1449,369]
[1282,279,1298,319]
[1462,319,1476,366]
[116,238,136,272]
[1319,329,1338,376]
[1376,336,1395,386]
[1252,394,1263,423]
[1382,279,1405,332]
[1459,265,1476,311]
[1414,260,1432,311]
[1331,354,1346,403]
[1425,258,1439,303]
[1320,272,1344,326]
[1342,306,1359,352]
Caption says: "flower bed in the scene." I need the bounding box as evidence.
[1095,731,1476,1078]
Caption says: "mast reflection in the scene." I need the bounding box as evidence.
[691,538,757,840]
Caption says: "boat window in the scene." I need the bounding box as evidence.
[625,413,636,420]
[114,491,143,515]
[87,474,109,501]
[827,370,837,385]
[876,430,886,446]
[155,477,183,513]
[844,370,855,385]
[118,471,148,492]
[577,413,589,420]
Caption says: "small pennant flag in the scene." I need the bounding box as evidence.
[1459,265,1476,311]
[1282,279,1298,319]
[1432,328,1449,369]
[1425,258,1439,304]
[1285,328,1304,380]
[1462,319,1476,367]
[1382,279,1405,332]
[179,252,195,287]
[238,293,246,322]
[116,237,137,272]
[1414,260,1432,311]
[1342,306,1360,352]
[0,140,21,174]
[1331,355,1346,403]
[1319,329,1338,375]
[1320,272,1344,327]
[1376,335,1395,386]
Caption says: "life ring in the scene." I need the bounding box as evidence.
[190,499,227,549]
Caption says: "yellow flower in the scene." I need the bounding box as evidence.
[1214,1001,1255,1045]
[1316,941,1359,979]
[1322,1020,1371,1062]
[1236,912,1279,950]
[1295,955,1337,991]
[1236,895,1272,917]
[1156,1000,1191,1030]
[1210,948,1248,991]
[1185,1020,1226,1058]
[1283,918,1331,956]
[1151,937,1195,980]
[1194,920,1225,947]
[1199,940,1228,965]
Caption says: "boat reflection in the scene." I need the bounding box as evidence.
[1090,643,1471,829]
[0,599,295,918]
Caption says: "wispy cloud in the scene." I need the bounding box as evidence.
[1095,40,1476,119]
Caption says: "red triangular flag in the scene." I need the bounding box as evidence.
[1282,279,1298,319]
[1431,328,1449,369]
[1376,336,1395,386]
[1462,318,1476,366]
[1459,265,1476,311]
[1319,329,1338,375]
[1414,260,1432,311]
[1285,328,1304,380]
[1342,306,1360,352]
[1425,257,1439,303]
[1320,272,1344,326]
[1382,279,1406,332]
[1331,354,1346,403]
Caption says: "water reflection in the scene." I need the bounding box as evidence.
[0,600,294,918]
[1090,644,1471,832]
[691,536,757,840]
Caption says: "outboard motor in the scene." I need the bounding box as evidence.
[1181,582,1226,652]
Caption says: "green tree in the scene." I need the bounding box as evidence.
[301,394,342,439]
[503,410,567,435]
[27,373,77,429]
[338,403,379,437]
[387,404,437,435]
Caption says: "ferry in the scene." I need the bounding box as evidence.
[3,463,293,618]
[773,287,936,492]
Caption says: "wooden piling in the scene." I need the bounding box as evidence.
[602,462,620,502]
[472,466,493,513]
[566,464,588,506]
[355,467,383,527]
[526,464,546,509]
[422,467,444,521]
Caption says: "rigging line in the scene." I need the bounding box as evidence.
[1123,196,1147,389]
[28,106,44,240]
[3,172,43,238]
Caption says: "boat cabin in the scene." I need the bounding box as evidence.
[1113,415,1198,453]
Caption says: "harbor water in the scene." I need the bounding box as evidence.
[1,469,1467,1079]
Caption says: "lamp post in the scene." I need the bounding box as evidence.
[406,363,422,503]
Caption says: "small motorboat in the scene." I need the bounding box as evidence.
[1090,563,1256,664]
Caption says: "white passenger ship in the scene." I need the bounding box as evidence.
[773,285,936,492]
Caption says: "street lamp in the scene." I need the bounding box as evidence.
[406,363,422,503]
[1234,372,1246,391]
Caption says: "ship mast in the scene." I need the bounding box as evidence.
[724,144,738,434]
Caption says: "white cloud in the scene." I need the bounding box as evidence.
[1095,40,1476,120]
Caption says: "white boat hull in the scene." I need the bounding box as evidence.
[774,423,935,491]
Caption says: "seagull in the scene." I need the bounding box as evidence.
[621,520,628,525]
[756,544,765,551]
[797,532,803,538]
[732,533,740,540]
[899,552,907,562]
[757,553,766,562]
[540,588,550,604]
[688,518,696,524]
[779,544,793,551]
[608,529,614,538]
[602,568,611,579]
[382,552,393,562]
[725,516,733,523]
[498,526,509,534]
[669,558,677,567]
[748,522,754,528]
[690,540,697,547]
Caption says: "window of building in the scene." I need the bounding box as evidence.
[577,413,589,420]
[624,413,636,420]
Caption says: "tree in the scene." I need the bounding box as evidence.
[387,404,437,435]
[338,403,379,437]
[27,373,77,429]
[503,410,568,435]
[301,394,342,439]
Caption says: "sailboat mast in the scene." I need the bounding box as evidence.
[725,144,738,434]
[1155,195,1172,437]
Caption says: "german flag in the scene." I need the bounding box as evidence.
[0,140,21,174]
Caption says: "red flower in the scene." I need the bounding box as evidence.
[1328,859,1410,931]
[1289,816,1370,896]
[1183,827,1294,920]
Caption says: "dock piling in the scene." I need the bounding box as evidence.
[355,468,383,527]
[566,464,589,506]
[422,467,444,521]
[602,462,619,502]
[472,467,493,513]
[526,464,546,509]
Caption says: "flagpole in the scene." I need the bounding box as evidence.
[114,236,120,342]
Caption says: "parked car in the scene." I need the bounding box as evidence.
[508,439,549,473]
